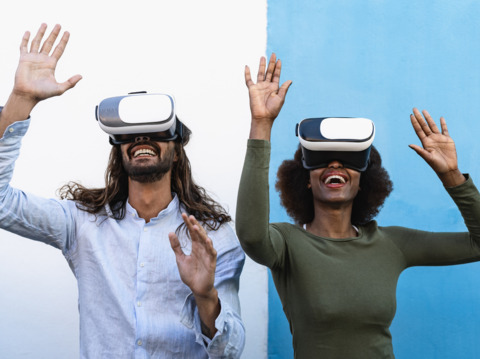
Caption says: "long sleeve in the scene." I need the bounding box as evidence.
[445,175,480,243]
[0,117,75,253]
[235,139,287,269]
[180,223,246,358]
[1,111,246,358]
[384,175,480,267]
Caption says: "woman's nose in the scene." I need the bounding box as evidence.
[328,160,344,169]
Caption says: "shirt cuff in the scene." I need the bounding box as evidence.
[180,293,228,351]
[0,107,31,140]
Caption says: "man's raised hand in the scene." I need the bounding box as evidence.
[0,24,82,136]
[14,23,82,104]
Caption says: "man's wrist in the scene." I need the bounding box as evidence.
[194,288,220,338]
[3,92,38,120]
[193,287,218,305]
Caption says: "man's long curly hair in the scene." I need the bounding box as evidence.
[275,145,393,226]
[58,124,231,231]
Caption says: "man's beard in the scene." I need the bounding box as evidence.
[123,142,175,183]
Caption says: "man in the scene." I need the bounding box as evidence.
[0,23,245,358]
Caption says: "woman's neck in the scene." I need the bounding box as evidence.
[306,205,357,238]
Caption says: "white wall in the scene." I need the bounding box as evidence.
[0,1,268,358]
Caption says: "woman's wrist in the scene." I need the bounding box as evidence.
[439,169,466,188]
[249,119,274,141]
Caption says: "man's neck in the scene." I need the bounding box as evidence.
[128,175,173,223]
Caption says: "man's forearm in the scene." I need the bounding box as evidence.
[0,93,37,136]
[194,289,220,339]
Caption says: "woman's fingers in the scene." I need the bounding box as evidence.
[256,56,266,82]
[264,53,277,82]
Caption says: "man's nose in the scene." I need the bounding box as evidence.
[135,136,150,142]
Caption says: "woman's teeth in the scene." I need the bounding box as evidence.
[324,175,346,184]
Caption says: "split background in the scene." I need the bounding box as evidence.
[1,1,479,358]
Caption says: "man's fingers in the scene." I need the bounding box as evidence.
[204,236,216,257]
[19,31,30,55]
[193,229,216,258]
[188,215,207,241]
[181,213,215,256]
[57,75,83,94]
[182,213,204,242]
[51,31,70,61]
[39,24,61,54]
[169,232,185,258]
[181,212,195,234]
[30,23,47,53]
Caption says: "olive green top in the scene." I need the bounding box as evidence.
[236,139,480,359]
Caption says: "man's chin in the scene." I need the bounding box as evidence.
[123,147,175,184]
[125,164,171,183]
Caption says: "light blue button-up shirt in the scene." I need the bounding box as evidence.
[0,117,246,358]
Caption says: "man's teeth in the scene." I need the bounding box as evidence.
[134,149,156,158]
[324,175,346,184]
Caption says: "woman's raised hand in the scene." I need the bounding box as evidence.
[409,108,465,187]
[245,53,292,140]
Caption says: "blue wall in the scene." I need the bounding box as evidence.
[266,1,480,358]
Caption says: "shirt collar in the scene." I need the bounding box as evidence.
[126,192,180,220]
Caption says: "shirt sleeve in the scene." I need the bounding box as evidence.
[235,139,288,269]
[180,223,246,358]
[390,175,480,267]
[0,116,76,254]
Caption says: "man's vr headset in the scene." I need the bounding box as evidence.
[95,92,184,145]
[296,117,375,172]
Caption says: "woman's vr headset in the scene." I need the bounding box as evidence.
[95,92,184,145]
[296,117,375,172]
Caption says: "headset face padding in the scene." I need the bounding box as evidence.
[96,92,184,144]
[296,117,375,171]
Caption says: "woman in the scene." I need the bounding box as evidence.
[235,54,480,358]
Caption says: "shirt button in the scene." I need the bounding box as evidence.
[137,301,142,307]
[140,262,145,267]
[8,128,14,133]
[143,228,148,232]
[137,339,142,346]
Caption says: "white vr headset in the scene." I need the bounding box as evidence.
[296,117,375,172]
[95,92,184,145]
